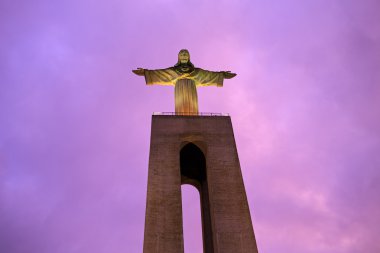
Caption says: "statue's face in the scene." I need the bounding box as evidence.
[178,50,190,64]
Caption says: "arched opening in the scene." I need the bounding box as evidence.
[182,185,203,253]
[180,143,206,187]
[180,143,213,253]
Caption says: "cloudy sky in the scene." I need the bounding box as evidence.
[1,0,380,252]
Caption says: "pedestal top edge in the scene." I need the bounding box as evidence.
[152,112,230,117]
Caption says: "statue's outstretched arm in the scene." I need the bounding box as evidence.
[194,69,237,87]
[132,68,145,76]
[133,67,178,86]
[223,71,237,79]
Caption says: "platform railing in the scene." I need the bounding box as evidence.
[153,112,229,117]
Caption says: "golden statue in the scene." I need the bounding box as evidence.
[132,49,236,114]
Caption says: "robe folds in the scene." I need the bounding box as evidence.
[144,67,225,114]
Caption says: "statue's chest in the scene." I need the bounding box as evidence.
[175,79,197,90]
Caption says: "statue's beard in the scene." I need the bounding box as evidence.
[174,62,194,74]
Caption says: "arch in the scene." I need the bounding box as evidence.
[180,143,206,189]
[180,143,214,253]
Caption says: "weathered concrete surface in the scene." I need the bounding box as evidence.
[143,115,259,253]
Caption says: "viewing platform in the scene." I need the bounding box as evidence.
[152,112,229,117]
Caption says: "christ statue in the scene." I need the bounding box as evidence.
[132,49,236,115]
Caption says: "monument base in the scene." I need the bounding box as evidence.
[143,115,258,253]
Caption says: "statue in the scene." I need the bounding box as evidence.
[132,49,236,115]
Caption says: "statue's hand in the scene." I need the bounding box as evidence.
[132,68,145,76]
[223,71,237,79]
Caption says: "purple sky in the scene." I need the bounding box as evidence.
[1,0,380,252]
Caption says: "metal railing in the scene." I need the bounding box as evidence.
[153,112,229,117]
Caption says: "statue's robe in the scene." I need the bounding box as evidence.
[144,67,224,114]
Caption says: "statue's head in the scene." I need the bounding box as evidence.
[174,49,194,73]
[178,49,190,64]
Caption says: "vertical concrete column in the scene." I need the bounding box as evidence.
[143,120,184,253]
[204,118,258,253]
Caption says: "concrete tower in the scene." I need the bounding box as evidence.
[143,114,259,253]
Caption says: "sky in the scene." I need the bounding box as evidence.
[1,0,380,252]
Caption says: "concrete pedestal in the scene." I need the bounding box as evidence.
[143,115,258,253]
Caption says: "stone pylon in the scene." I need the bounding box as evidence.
[143,115,259,253]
